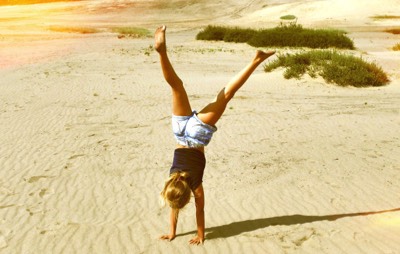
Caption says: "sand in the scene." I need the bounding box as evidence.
[1,0,400,253]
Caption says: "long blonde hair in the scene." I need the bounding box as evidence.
[161,171,191,209]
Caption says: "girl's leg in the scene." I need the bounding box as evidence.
[155,25,192,116]
[197,50,275,126]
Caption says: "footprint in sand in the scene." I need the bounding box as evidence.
[278,228,318,247]
[68,154,85,160]
[0,234,7,249]
[0,205,15,209]
[39,188,54,198]
[63,154,86,170]
[0,222,12,249]
[25,176,53,183]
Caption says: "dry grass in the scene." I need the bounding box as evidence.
[371,15,400,19]
[111,27,150,38]
[384,28,400,34]
[49,26,100,34]
[392,43,400,51]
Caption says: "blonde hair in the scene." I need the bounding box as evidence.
[161,171,191,210]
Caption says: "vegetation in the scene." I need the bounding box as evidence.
[393,43,400,51]
[384,28,400,34]
[111,27,151,38]
[371,15,400,19]
[264,50,389,87]
[49,26,100,34]
[279,15,298,26]
[280,15,297,20]
[48,26,151,38]
[196,24,354,49]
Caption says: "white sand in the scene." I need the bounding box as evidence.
[1,0,400,253]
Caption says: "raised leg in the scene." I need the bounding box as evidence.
[155,25,192,116]
[197,50,275,126]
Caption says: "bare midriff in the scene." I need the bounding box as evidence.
[176,144,204,153]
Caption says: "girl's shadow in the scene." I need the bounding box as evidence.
[178,207,400,239]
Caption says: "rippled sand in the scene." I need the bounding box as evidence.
[1,0,400,253]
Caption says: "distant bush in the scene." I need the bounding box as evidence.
[196,24,354,49]
[264,50,389,87]
[393,43,400,51]
[49,26,100,34]
[248,25,354,49]
[280,15,297,20]
[223,27,256,43]
[279,15,298,26]
[196,26,256,43]
[384,28,400,34]
[111,27,150,37]
[371,15,400,19]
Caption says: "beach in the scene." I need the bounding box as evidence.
[1,0,400,253]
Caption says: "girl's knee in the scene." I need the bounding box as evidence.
[224,90,235,102]
[217,88,234,103]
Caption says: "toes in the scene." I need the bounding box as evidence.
[157,25,166,32]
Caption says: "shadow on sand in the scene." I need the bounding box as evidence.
[178,207,400,239]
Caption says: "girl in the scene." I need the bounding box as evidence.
[155,25,275,245]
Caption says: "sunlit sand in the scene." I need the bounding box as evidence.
[0,0,399,253]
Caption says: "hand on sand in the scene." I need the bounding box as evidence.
[160,234,176,242]
[189,236,204,245]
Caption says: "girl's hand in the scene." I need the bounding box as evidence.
[189,236,204,245]
[160,234,176,241]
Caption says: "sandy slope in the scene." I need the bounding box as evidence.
[1,0,400,253]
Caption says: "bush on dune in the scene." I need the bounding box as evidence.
[111,27,150,37]
[385,28,400,35]
[196,24,355,49]
[196,25,390,87]
[264,50,390,87]
[248,25,354,49]
[223,27,256,43]
[371,15,400,20]
[196,26,256,43]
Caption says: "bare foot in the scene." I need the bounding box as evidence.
[254,50,276,63]
[155,25,166,53]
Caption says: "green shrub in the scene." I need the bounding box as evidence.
[280,15,297,20]
[111,27,150,37]
[248,25,354,49]
[196,26,228,41]
[264,50,389,87]
[196,26,257,43]
[196,25,354,49]
[223,27,257,43]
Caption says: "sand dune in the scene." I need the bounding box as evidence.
[1,0,400,253]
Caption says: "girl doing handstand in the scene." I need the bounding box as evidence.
[155,25,275,245]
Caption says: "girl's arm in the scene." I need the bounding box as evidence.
[189,184,205,245]
[160,208,179,241]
